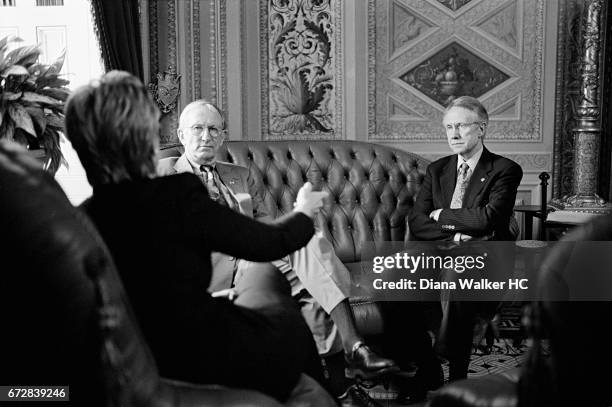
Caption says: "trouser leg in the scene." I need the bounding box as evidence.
[226,262,326,400]
[329,299,362,353]
[380,301,441,386]
[438,300,477,382]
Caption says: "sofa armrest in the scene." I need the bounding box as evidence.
[157,379,283,407]
[155,373,336,407]
[350,297,384,337]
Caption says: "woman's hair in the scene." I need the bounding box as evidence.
[64,70,161,187]
[445,96,489,125]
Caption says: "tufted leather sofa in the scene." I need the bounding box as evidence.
[0,141,334,406]
[159,140,430,335]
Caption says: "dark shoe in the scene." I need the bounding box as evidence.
[339,384,383,407]
[345,342,400,380]
[395,359,443,405]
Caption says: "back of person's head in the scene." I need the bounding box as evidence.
[445,96,489,126]
[65,70,161,187]
[520,214,612,406]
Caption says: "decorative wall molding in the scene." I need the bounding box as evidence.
[504,152,551,172]
[387,1,440,62]
[553,0,580,199]
[148,0,158,80]
[259,0,344,140]
[469,0,524,60]
[259,0,268,136]
[139,0,150,82]
[368,0,377,136]
[185,0,193,103]
[209,0,217,103]
[219,0,227,110]
[167,0,178,132]
[417,151,551,173]
[368,0,546,142]
[488,94,521,121]
[424,0,482,18]
[193,0,201,100]
[240,0,248,139]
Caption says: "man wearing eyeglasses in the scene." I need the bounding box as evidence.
[158,100,398,402]
[407,96,523,382]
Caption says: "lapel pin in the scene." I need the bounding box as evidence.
[480,177,485,182]
[229,179,237,185]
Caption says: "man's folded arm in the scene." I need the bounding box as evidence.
[437,163,522,236]
[409,167,455,241]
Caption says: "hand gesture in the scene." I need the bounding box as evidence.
[294,182,328,218]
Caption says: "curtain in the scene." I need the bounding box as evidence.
[90,0,143,80]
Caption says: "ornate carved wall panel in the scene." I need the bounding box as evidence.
[260,0,343,140]
[553,0,588,199]
[369,0,545,142]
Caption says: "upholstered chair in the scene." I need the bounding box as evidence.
[0,141,334,406]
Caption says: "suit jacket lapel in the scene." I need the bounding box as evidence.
[440,155,457,208]
[464,147,493,208]
[216,162,248,195]
[174,154,194,174]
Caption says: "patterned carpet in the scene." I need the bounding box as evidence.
[344,304,533,406]
[352,339,529,406]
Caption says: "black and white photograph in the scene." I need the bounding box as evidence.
[2,0,612,406]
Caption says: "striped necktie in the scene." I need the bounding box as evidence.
[450,162,471,209]
[200,165,239,210]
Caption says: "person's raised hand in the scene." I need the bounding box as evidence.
[294,182,328,218]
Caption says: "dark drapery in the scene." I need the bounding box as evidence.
[90,0,143,80]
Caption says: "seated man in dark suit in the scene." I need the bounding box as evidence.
[408,96,523,381]
[157,101,398,391]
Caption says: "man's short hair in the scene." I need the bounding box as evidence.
[179,99,226,130]
[445,96,489,125]
[65,70,161,187]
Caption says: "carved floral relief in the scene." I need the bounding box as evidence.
[266,0,340,138]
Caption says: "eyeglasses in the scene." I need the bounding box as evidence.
[188,124,225,139]
[444,122,485,132]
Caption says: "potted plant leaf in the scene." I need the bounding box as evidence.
[0,35,70,174]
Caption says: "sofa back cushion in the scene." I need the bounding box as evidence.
[160,141,429,263]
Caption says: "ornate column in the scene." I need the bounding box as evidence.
[551,0,612,212]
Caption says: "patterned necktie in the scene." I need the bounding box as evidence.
[450,162,471,209]
[200,165,239,210]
